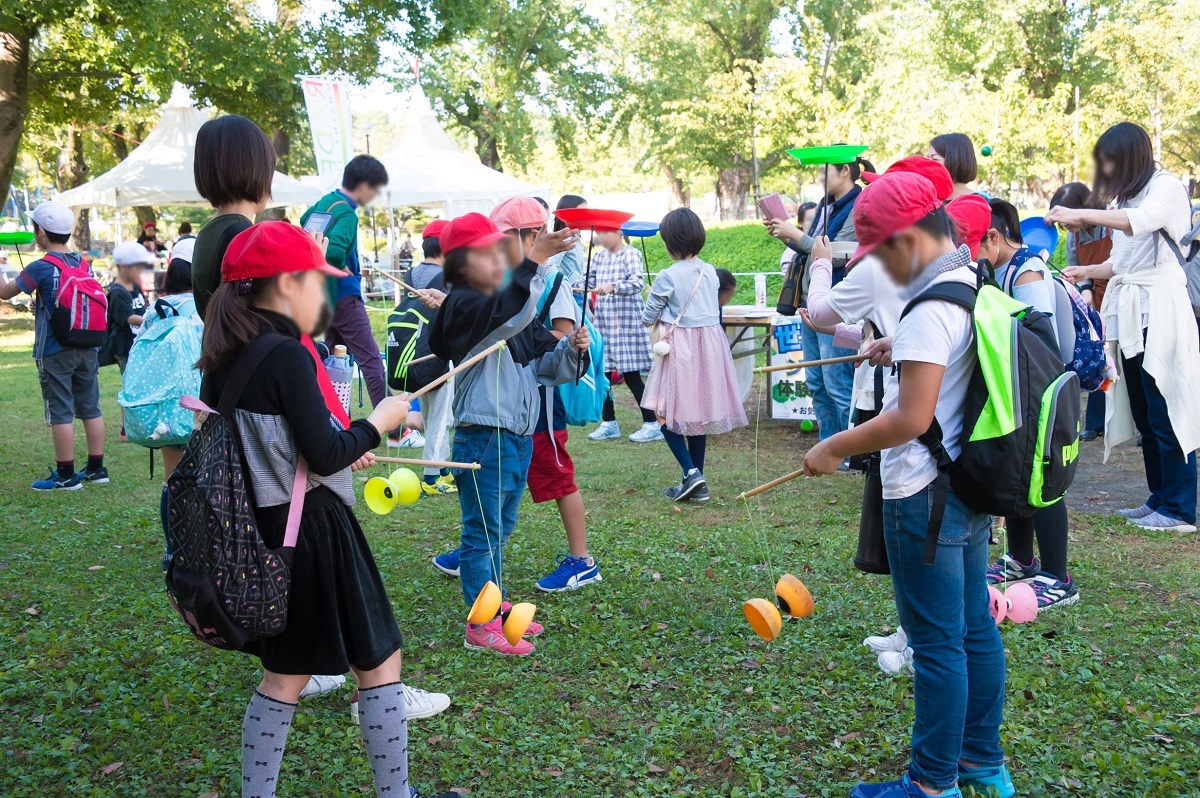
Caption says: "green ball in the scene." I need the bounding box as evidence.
[981,145,993,157]
[800,420,815,432]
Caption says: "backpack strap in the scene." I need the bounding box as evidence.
[216,333,292,417]
[899,280,978,566]
[1157,229,1200,269]
[154,298,179,320]
[538,272,566,325]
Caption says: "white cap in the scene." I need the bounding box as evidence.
[113,240,156,267]
[29,201,75,236]
[169,237,196,264]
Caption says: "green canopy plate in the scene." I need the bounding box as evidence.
[0,231,35,246]
[786,144,868,165]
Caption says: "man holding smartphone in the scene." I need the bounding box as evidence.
[301,155,391,424]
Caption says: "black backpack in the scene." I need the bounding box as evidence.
[385,285,448,393]
[164,334,308,650]
[901,269,1080,565]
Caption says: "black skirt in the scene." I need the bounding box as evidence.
[241,486,403,675]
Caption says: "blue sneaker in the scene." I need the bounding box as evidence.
[76,465,110,485]
[535,555,603,593]
[850,774,961,798]
[958,763,1015,798]
[32,468,82,492]
[433,548,461,577]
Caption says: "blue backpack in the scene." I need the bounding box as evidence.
[1005,248,1108,392]
[118,297,203,447]
[538,271,609,426]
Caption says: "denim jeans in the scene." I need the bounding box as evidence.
[799,321,854,440]
[1122,350,1198,523]
[884,486,1006,789]
[1084,389,1105,433]
[452,426,533,609]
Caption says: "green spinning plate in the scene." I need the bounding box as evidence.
[0,231,35,246]
[785,144,869,165]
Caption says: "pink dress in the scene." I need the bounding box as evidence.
[640,259,748,436]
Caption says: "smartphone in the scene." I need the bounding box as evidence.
[303,212,334,235]
[757,193,787,222]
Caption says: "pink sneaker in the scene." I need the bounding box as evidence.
[464,618,535,656]
[502,601,543,637]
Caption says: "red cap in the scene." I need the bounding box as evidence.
[422,219,449,239]
[441,213,508,255]
[862,156,953,203]
[850,172,942,264]
[221,221,349,283]
[945,194,992,258]
[490,196,548,232]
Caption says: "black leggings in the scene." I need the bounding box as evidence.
[602,371,656,423]
[1006,500,1069,582]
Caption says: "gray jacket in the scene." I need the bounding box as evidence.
[451,266,588,436]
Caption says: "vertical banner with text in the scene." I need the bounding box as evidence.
[300,76,354,183]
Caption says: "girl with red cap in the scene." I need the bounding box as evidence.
[427,212,590,656]
[195,221,456,798]
[803,173,1012,798]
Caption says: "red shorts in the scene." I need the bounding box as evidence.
[527,429,578,503]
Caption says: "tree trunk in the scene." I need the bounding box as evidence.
[59,126,91,250]
[477,132,502,171]
[663,165,690,209]
[133,206,157,231]
[272,127,291,173]
[716,164,751,221]
[0,27,32,210]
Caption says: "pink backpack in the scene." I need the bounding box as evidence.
[42,252,108,348]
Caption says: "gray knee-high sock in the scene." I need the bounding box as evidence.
[357,682,409,796]
[242,690,296,798]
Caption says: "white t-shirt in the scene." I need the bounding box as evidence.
[826,256,906,413]
[880,266,978,500]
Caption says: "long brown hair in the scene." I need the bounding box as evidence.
[196,277,280,372]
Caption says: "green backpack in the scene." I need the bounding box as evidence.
[901,270,1081,565]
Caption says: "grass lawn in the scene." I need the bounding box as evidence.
[2,303,1200,797]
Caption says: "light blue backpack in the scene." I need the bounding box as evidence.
[118,297,203,447]
[537,270,609,426]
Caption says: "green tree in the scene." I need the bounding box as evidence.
[407,0,611,172]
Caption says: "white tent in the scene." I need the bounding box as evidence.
[373,89,548,215]
[54,86,321,210]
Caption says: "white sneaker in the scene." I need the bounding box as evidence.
[877,648,914,676]
[300,673,346,699]
[350,683,450,724]
[401,684,452,719]
[398,429,426,448]
[588,421,621,441]
[863,626,907,654]
[628,421,664,443]
[1130,511,1197,532]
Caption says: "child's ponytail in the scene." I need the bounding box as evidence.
[196,277,281,373]
[986,198,1024,244]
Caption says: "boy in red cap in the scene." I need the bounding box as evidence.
[803,173,1012,798]
[428,212,590,655]
[193,221,457,798]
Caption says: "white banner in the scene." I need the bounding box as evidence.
[299,75,354,182]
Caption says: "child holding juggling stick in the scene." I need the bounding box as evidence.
[802,173,1011,798]
[193,222,456,798]
[428,213,591,656]
[641,208,747,501]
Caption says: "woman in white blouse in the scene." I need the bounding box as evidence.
[1049,122,1200,532]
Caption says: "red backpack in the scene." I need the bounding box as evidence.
[42,252,108,348]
